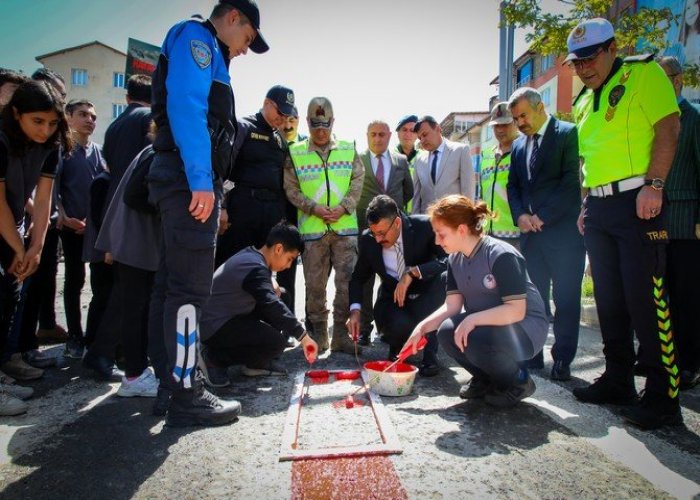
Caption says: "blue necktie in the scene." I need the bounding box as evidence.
[528,134,539,181]
[431,150,439,184]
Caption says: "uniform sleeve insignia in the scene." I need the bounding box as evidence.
[190,40,212,69]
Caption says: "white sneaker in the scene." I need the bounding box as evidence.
[1,382,33,400]
[117,369,158,398]
[0,386,28,416]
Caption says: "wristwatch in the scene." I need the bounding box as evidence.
[408,267,420,279]
[644,178,665,190]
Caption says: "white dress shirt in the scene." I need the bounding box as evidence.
[369,149,391,189]
[349,232,405,311]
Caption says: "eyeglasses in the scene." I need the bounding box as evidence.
[368,217,397,239]
[567,46,606,70]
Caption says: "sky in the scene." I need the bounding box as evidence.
[0,0,568,148]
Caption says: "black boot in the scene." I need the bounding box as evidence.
[620,391,683,430]
[572,375,637,405]
[166,383,241,427]
[152,386,172,417]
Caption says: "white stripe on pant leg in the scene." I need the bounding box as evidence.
[175,304,197,386]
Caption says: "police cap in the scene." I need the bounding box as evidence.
[395,114,418,131]
[565,18,615,62]
[266,85,295,116]
[221,0,269,54]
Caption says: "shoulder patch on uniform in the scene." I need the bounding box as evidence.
[190,40,212,69]
[624,53,654,64]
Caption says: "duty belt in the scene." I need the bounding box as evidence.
[588,175,645,198]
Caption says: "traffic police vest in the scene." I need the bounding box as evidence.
[480,146,519,239]
[573,55,680,188]
[289,139,359,241]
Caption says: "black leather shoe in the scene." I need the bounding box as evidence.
[166,385,241,427]
[680,369,700,390]
[572,376,637,405]
[550,361,571,381]
[418,362,440,377]
[459,377,491,399]
[620,392,683,430]
[82,351,123,381]
[358,332,371,346]
[484,375,536,408]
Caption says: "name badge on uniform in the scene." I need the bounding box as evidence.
[250,132,270,141]
[191,40,212,69]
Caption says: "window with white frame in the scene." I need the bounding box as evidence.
[541,88,551,108]
[540,54,555,73]
[113,72,125,88]
[71,68,88,86]
[112,103,127,118]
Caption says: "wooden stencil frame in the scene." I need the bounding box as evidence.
[279,370,403,461]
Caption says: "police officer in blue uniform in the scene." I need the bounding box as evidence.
[148,0,268,427]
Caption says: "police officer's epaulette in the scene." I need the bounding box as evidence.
[623,53,654,64]
[572,85,588,107]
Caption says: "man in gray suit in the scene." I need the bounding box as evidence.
[356,120,414,345]
[411,115,475,214]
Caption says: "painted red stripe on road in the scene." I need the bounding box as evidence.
[291,456,407,499]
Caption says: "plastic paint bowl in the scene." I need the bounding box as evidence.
[363,361,418,397]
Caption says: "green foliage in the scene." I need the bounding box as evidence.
[581,274,594,298]
[501,0,699,86]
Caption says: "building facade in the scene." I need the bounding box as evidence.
[36,41,128,144]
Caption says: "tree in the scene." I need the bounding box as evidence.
[501,0,699,87]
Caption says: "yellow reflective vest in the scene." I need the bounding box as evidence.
[573,56,680,188]
[480,146,519,239]
[289,139,359,241]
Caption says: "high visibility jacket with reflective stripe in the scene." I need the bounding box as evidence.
[573,57,679,187]
[480,146,519,239]
[290,139,359,241]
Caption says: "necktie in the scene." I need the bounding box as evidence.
[431,150,439,184]
[528,134,539,181]
[394,241,405,279]
[376,154,385,192]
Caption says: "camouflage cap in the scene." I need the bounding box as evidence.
[307,97,333,129]
[489,102,514,126]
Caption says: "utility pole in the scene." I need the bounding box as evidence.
[499,1,515,101]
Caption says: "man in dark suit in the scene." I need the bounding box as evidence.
[506,87,585,381]
[658,56,700,390]
[347,195,446,376]
[355,120,414,345]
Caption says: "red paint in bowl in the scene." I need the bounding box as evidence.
[334,370,361,380]
[363,361,416,373]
